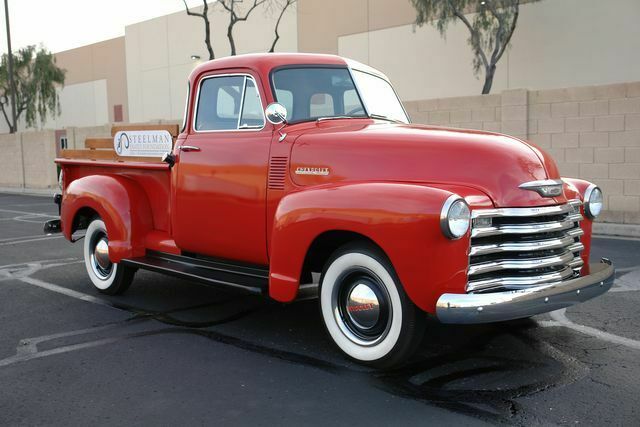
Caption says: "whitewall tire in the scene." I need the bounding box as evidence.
[83,219,135,295]
[319,243,426,369]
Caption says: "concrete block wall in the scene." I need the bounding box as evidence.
[0,133,26,188]
[0,130,58,189]
[21,130,58,189]
[404,81,640,225]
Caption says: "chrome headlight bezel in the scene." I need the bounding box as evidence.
[440,195,471,240]
[584,184,603,219]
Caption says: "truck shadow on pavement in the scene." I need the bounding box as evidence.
[114,293,586,425]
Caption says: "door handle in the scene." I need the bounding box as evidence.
[179,145,201,152]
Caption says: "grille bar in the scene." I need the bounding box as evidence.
[467,199,584,294]
[467,266,577,293]
[468,250,576,276]
[469,228,584,256]
[472,202,578,219]
[471,213,583,238]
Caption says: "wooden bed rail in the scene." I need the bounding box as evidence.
[60,124,179,163]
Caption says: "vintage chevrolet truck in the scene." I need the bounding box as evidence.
[46,53,614,368]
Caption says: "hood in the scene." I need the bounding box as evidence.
[288,120,565,208]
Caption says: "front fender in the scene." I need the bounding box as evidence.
[61,175,153,263]
[268,182,471,314]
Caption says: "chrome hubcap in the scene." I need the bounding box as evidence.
[346,283,381,330]
[94,238,111,270]
[90,233,113,279]
[333,269,391,345]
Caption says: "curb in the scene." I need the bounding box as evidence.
[0,187,57,197]
[593,222,640,239]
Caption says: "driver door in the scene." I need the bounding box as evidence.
[172,72,271,265]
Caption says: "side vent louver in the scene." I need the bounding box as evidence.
[268,156,288,190]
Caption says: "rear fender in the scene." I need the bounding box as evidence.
[268,182,471,313]
[61,175,153,263]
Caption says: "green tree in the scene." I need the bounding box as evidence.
[410,0,538,94]
[0,45,66,132]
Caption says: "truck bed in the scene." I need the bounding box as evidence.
[57,124,176,234]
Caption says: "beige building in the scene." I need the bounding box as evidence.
[8,0,638,128]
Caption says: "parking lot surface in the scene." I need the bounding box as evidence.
[1,192,639,426]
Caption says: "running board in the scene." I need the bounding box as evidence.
[122,251,269,295]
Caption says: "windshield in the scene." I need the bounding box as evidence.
[271,66,409,124]
[272,67,367,123]
[351,70,409,123]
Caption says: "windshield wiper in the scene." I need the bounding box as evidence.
[316,116,353,122]
[369,113,404,124]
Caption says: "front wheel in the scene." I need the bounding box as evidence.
[319,243,426,369]
[83,218,135,295]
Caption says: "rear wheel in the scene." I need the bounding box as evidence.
[83,219,135,295]
[319,243,426,369]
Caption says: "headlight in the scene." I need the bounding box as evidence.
[440,195,471,239]
[584,184,603,219]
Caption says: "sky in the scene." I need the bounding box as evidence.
[0,0,208,54]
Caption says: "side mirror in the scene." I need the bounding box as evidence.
[265,102,288,125]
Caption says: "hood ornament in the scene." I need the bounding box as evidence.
[519,179,564,197]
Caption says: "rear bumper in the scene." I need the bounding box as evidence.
[436,260,614,324]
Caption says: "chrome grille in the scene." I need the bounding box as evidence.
[467,200,584,293]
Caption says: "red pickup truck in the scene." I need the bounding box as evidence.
[47,53,614,368]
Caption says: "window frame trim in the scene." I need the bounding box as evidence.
[192,73,266,134]
[180,81,190,133]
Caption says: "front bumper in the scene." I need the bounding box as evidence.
[436,260,614,324]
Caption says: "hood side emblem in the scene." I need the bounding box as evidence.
[519,179,564,197]
[295,166,330,176]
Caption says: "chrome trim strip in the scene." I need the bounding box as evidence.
[236,76,248,130]
[472,200,581,219]
[468,250,576,277]
[469,234,583,256]
[437,261,614,324]
[467,266,576,293]
[471,214,583,238]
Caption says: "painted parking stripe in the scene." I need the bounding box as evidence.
[0,236,63,246]
[19,276,112,307]
[539,308,640,351]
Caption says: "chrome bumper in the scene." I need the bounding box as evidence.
[436,260,614,324]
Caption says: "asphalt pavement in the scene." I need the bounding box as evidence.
[1,192,639,426]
